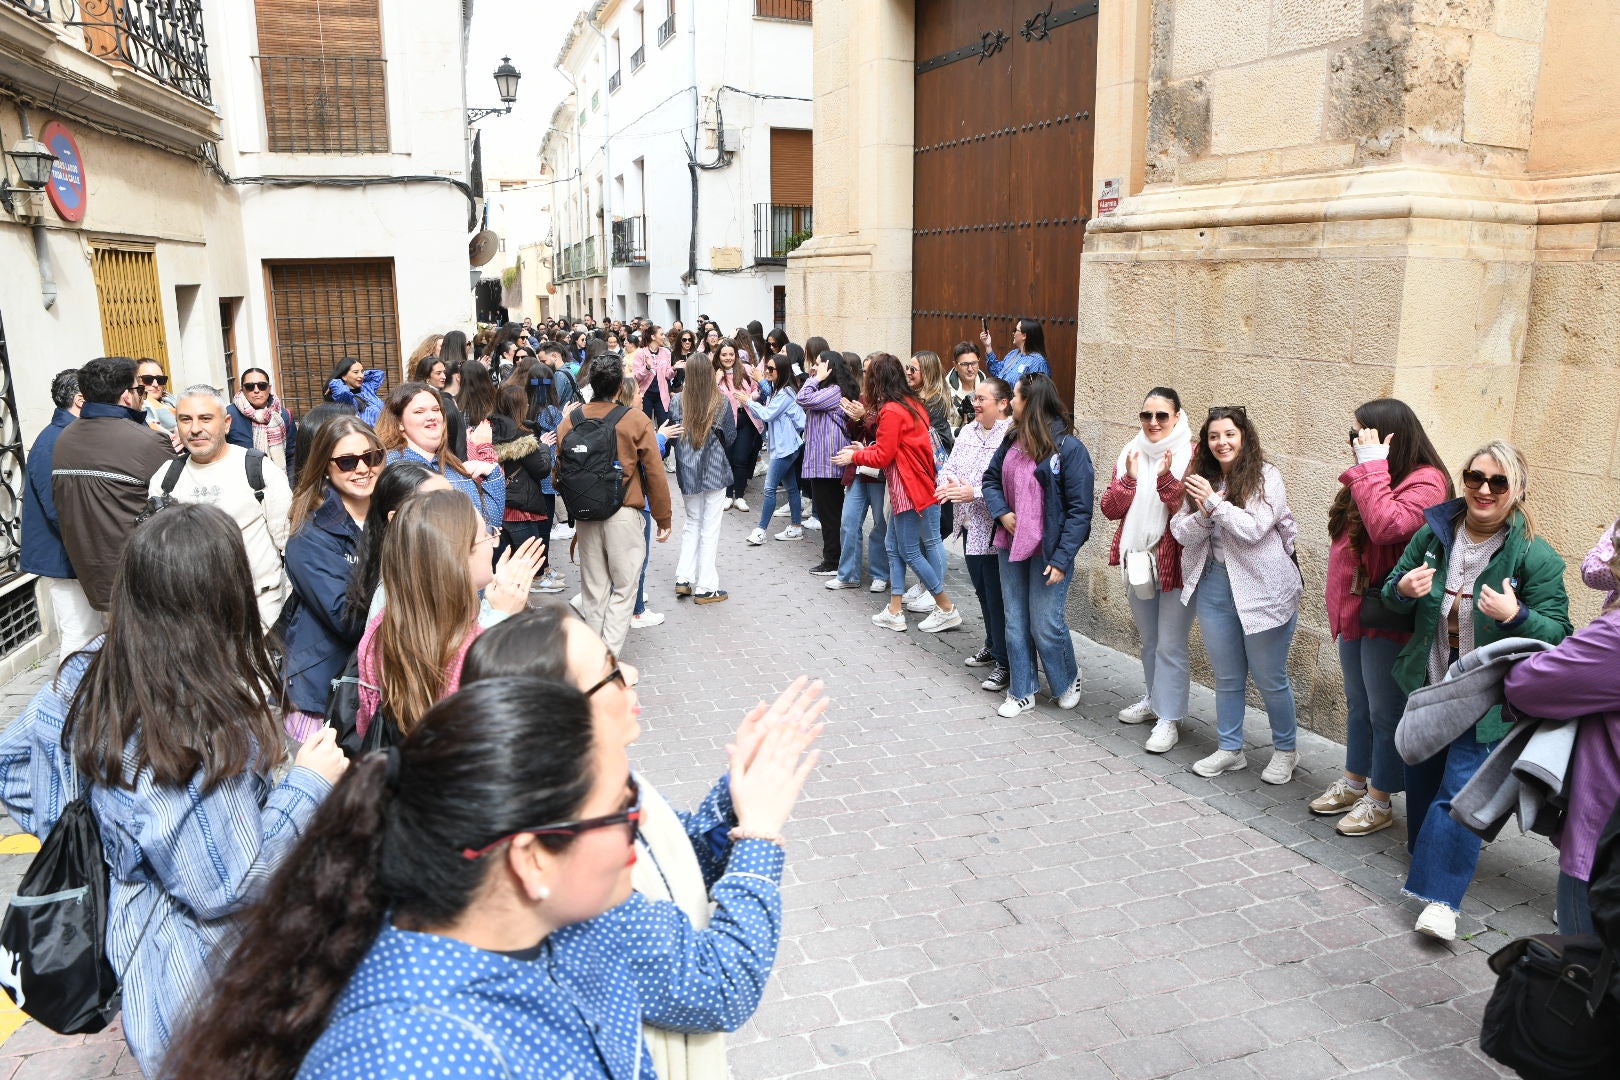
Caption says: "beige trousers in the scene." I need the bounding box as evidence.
[575,508,647,655]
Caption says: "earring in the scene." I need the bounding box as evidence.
[536,885,551,902]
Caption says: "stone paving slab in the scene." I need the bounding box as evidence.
[0,486,1553,1077]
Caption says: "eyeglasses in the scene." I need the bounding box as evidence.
[1208,405,1247,421]
[460,777,642,860]
[1140,411,1172,424]
[1462,469,1512,496]
[475,525,500,547]
[330,448,386,473]
[241,381,270,393]
[904,365,920,375]
[584,652,629,697]
[138,374,169,388]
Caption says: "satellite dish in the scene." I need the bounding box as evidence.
[469,230,499,267]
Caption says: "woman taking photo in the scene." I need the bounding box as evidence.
[978,318,1051,384]
[745,352,807,546]
[832,354,961,635]
[1382,440,1570,940]
[227,367,297,475]
[281,416,386,740]
[1170,406,1302,784]
[982,373,1093,717]
[376,381,506,533]
[937,376,1013,692]
[325,356,387,427]
[670,354,737,604]
[1100,388,1192,755]
[717,341,763,512]
[1310,399,1451,837]
[799,348,857,575]
[0,504,348,1075]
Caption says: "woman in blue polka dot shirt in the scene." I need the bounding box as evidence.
[162,671,821,1078]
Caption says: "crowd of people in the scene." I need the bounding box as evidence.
[0,306,1616,1074]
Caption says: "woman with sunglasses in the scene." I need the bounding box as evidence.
[745,353,807,545]
[226,368,298,475]
[1311,399,1451,838]
[281,417,386,739]
[670,327,699,394]
[463,610,823,1079]
[1381,439,1571,941]
[1100,388,1193,755]
[136,358,178,441]
[376,381,506,534]
[324,357,387,428]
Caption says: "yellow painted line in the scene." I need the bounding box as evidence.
[0,834,40,855]
[0,992,26,1046]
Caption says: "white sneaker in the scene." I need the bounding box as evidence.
[904,593,937,613]
[630,610,665,628]
[734,499,750,513]
[869,579,888,593]
[774,503,791,517]
[804,516,821,530]
[871,608,907,632]
[1414,903,1457,941]
[1192,749,1248,777]
[1260,750,1299,786]
[1145,718,1179,753]
[997,694,1035,718]
[664,459,676,473]
[746,527,766,546]
[722,498,734,510]
[1056,675,1083,710]
[774,525,804,541]
[917,606,962,633]
[901,583,926,604]
[552,522,576,540]
[1118,698,1156,725]
[824,578,861,590]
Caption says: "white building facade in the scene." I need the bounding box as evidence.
[544,0,813,332]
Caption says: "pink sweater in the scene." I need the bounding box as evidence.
[1325,461,1448,642]
[356,609,482,737]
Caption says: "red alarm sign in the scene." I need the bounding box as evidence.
[42,122,87,223]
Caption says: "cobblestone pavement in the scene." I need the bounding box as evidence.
[0,485,1556,1078]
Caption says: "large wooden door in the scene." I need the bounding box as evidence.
[913,1,1097,403]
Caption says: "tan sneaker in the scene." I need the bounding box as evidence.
[1310,778,1363,815]
[1336,796,1394,836]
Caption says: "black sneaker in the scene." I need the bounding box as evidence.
[963,647,994,667]
[980,664,1010,692]
[808,562,839,576]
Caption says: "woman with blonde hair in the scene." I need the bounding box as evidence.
[355,489,538,743]
[406,333,443,372]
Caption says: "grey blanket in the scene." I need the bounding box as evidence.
[1394,637,1556,766]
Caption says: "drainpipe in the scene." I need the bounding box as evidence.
[685,5,699,299]
[15,110,56,309]
[585,17,612,317]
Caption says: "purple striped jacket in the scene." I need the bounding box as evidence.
[796,378,849,479]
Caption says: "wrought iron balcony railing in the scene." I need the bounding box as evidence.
[755,203,812,264]
[608,68,621,93]
[612,216,647,266]
[657,14,675,45]
[5,0,213,104]
[754,0,811,22]
[630,45,645,71]
[257,56,390,154]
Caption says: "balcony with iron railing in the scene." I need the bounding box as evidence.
[5,0,212,104]
[608,68,621,93]
[612,216,647,266]
[754,203,812,264]
[630,44,645,71]
[256,56,390,154]
[657,13,675,45]
[754,0,811,22]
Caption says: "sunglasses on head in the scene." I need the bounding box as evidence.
[241,381,270,393]
[330,448,386,473]
[1140,411,1172,424]
[1462,469,1511,496]
[138,374,168,388]
[1208,405,1247,421]
[460,776,642,860]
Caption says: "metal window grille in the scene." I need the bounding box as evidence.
[754,203,813,264]
[754,0,811,21]
[608,69,622,93]
[266,260,402,416]
[0,585,42,659]
[657,13,675,44]
[630,45,645,71]
[612,216,647,265]
[91,245,170,371]
[0,311,32,595]
[257,56,389,154]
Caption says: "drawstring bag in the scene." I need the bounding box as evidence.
[0,790,119,1033]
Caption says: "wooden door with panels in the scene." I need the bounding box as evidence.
[913,1,1098,404]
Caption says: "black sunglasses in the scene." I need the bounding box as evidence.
[331,448,386,473]
[1140,411,1172,424]
[241,381,271,393]
[138,374,169,388]
[1462,469,1511,496]
[460,776,642,860]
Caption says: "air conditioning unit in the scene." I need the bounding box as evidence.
[710,246,743,270]
[703,126,740,152]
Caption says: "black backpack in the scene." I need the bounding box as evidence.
[554,406,630,521]
[325,649,401,760]
[137,448,268,526]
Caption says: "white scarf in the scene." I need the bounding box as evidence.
[1115,416,1192,556]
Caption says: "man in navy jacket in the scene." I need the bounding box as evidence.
[21,370,102,658]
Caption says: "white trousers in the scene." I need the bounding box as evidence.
[45,577,105,659]
[676,489,726,594]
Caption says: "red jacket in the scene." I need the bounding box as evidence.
[1099,466,1187,591]
[1326,459,1449,642]
[852,401,937,512]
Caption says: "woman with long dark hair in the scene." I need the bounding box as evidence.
[1171,406,1302,784]
[982,373,1093,718]
[455,358,496,430]
[831,358,891,591]
[978,318,1051,384]
[375,381,506,532]
[716,341,763,510]
[745,352,807,545]
[1311,398,1451,837]
[491,383,557,587]
[833,353,961,634]
[0,504,349,1074]
[799,347,856,575]
[670,327,699,393]
[325,357,387,427]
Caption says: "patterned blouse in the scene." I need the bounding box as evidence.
[943,417,1011,555]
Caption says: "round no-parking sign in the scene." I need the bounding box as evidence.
[41,122,86,223]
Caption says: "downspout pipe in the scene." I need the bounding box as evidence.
[585,17,611,317]
[15,109,55,309]
[685,9,699,291]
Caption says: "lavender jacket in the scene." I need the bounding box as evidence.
[1583,522,1618,609]
[1170,462,1301,635]
[796,378,847,479]
[1504,610,1620,881]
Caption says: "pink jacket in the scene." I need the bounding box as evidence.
[632,347,675,411]
[1325,460,1448,642]
[356,609,482,737]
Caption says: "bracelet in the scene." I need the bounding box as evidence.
[729,827,786,847]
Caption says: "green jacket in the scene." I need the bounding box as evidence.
[1381,499,1571,743]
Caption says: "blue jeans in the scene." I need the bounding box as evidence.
[838,480,888,583]
[1404,730,1498,909]
[998,552,1078,700]
[1340,634,1409,793]
[1126,587,1194,722]
[757,454,802,528]
[633,508,651,616]
[1195,561,1298,752]
[964,552,1006,665]
[1558,872,1594,935]
[887,506,945,596]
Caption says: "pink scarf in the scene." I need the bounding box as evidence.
[718,369,764,432]
[233,390,287,452]
[993,444,1045,562]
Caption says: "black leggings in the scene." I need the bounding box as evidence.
[808,477,845,565]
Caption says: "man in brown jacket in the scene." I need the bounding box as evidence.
[554,357,672,654]
[51,356,178,611]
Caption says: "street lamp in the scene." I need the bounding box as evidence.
[0,136,57,216]
[468,56,522,123]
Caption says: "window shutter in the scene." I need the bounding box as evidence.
[266,260,402,415]
[91,246,169,372]
[769,128,813,206]
[255,0,389,153]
